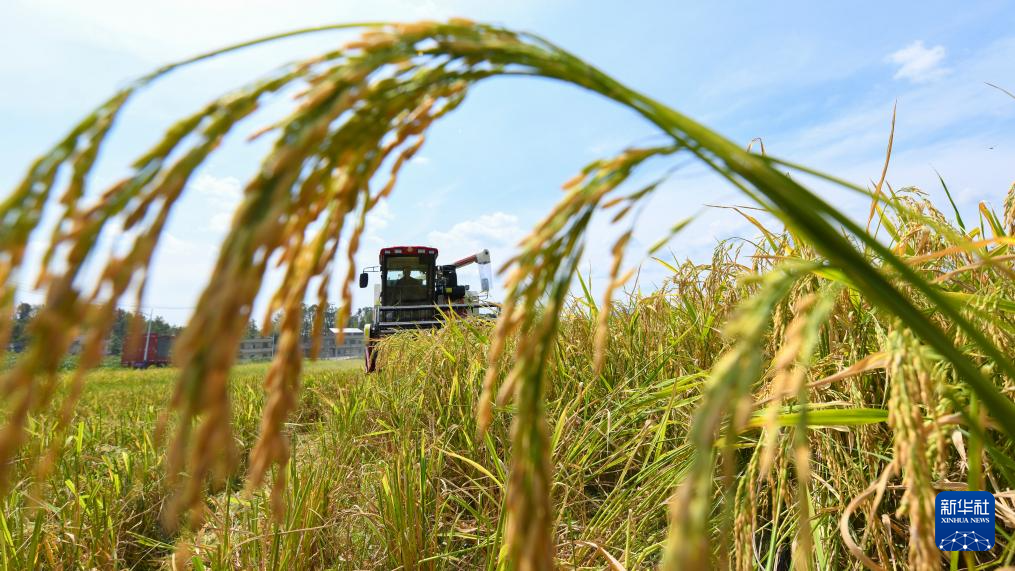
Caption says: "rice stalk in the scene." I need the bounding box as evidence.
[1004,181,1015,235]
[884,330,939,570]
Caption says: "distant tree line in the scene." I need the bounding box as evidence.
[347,307,372,330]
[8,301,370,353]
[106,308,182,355]
[7,303,184,354]
[262,303,372,338]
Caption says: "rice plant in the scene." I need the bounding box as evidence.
[1,20,1013,570]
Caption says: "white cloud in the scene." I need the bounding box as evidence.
[428,212,525,251]
[161,232,194,255]
[366,200,394,230]
[190,173,242,231]
[364,199,395,246]
[414,183,456,210]
[888,40,949,83]
[192,173,242,204]
[786,36,1015,171]
[206,212,231,233]
[427,212,526,298]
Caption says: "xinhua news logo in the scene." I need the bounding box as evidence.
[935,491,995,552]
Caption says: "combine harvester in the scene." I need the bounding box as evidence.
[358,246,498,371]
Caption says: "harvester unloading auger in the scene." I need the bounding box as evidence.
[358,246,499,372]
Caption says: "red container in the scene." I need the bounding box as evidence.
[121,333,173,368]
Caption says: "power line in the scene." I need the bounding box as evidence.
[9,285,199,313]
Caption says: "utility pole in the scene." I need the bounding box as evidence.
[142,308,154,363]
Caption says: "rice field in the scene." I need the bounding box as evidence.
[4,182,1015,569]
[2,19,1015,571]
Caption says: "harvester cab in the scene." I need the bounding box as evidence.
[358,246,497,371]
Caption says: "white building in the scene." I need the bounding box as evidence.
[331,327,365,358]
[238,328,365,361]
[238,336,274,361]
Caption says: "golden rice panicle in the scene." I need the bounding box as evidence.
[477,144,676,569]
[34,300,125,487]
[732,451,762,571]
[164,33,477,522]
[664,263,804,570]
[891,188,952,258]
[1004,180,1015,234]
[3,59,330,508]
[593,231,633,376]
[886,329,938,571]
[0,92,135,494]
[479,145,671,421]
[758,293,815,474]
[247,309,302,520]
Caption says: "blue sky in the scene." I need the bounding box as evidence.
[2,0,1014,325]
